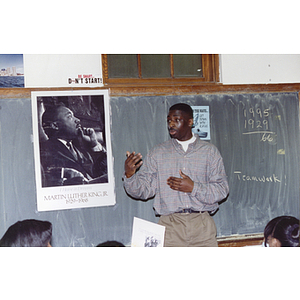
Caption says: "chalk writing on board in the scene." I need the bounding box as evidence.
[234,171,281,183]
[242,131,277,143]
[241,105,279,144]
[242,131,275,135]
[243,106,270,131]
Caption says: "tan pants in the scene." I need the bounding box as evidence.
[158,212,218,247]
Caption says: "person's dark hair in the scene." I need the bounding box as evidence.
[42,103,66,138]
[169,103,193,119]
[96,240,125,247]
[264,215,299,247]
[0,219,52,247]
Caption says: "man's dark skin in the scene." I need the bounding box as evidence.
[41,105,107,185]
[124,109,194,193]
[53,106,100,148]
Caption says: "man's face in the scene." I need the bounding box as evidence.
[55,106,81,140]
[167,109,193,141]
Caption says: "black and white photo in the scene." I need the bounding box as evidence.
[31,90,115,211]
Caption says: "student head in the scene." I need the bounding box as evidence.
[264,215,299,247]
[42,104,81,140]
[96,240,125,247]
[167,103,194,141]
[0,219,52,247]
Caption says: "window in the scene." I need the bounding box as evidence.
[102,54,219,86]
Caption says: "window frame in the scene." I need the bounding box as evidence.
[102,54,219,86]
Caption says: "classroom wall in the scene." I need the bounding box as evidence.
[23,54,103,88]
[22,54,300,87]
[220,54,300,84]
[1,54,299,246]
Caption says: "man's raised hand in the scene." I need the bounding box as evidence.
[124,151,143,178]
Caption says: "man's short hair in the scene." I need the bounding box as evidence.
[169,103,193,119]
[42,103,66,138]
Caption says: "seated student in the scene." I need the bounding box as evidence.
[0,219,52,247]
[263,215,299,247]
[96,240,125,247]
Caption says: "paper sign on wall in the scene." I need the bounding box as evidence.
[31,90,115,211]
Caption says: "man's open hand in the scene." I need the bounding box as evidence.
[167,170,194,193]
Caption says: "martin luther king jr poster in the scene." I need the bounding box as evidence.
[31,90,115,211]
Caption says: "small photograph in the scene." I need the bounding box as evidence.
[0,54,24,87]
[36,94,108,187]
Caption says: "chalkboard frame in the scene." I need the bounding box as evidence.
[0,85,299,246]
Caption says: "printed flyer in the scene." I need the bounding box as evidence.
[191,106,210,140]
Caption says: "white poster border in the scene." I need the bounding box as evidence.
[31,89,115,212]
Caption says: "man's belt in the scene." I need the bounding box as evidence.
[175,208,208,214]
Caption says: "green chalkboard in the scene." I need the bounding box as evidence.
[0,92,299,246]
[110,92,300,236]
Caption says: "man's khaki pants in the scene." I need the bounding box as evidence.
[158,211,218,247]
